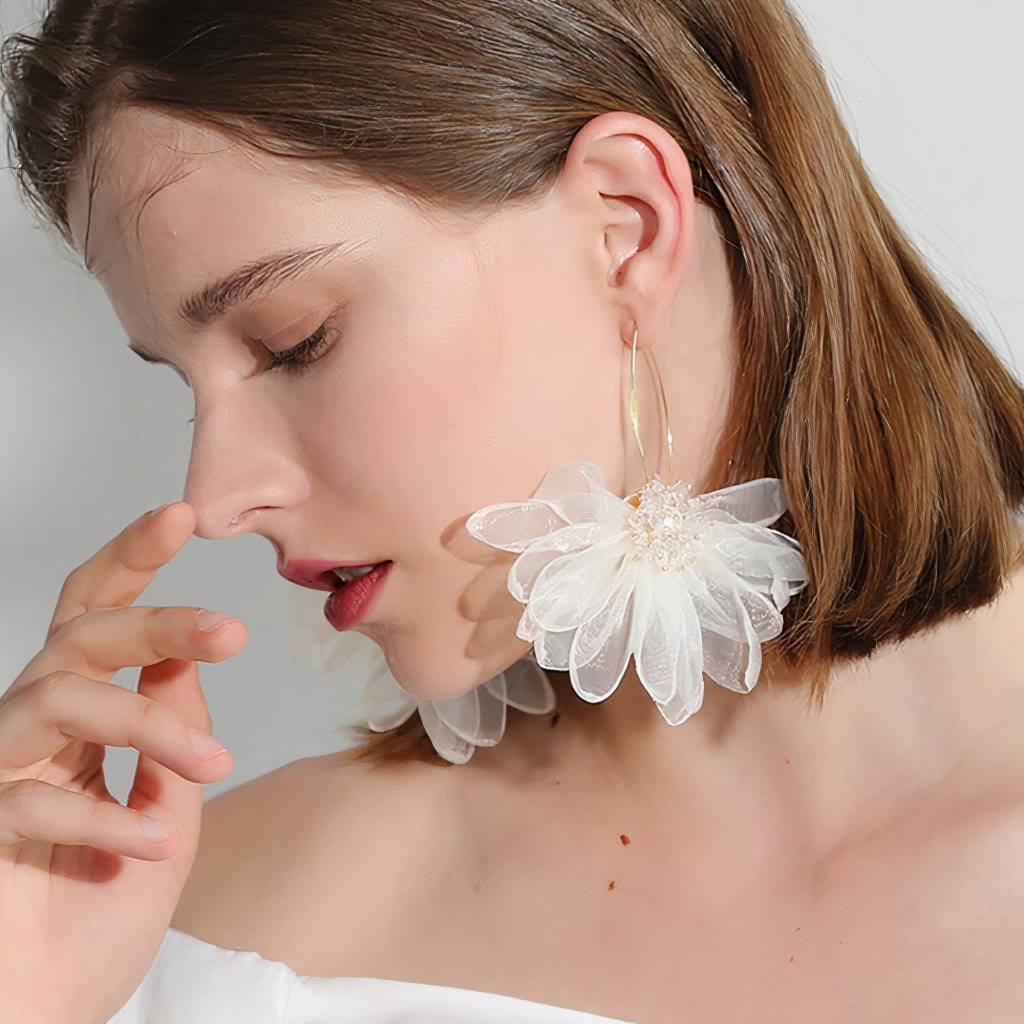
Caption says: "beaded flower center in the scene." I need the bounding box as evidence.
[626,478,709,572]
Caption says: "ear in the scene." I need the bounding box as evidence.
[554,112,696,348]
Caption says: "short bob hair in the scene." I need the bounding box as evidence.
[5,0,1023,763]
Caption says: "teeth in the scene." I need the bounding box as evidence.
[332,564,376,585]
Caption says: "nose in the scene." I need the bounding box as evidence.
[183,391,309,540]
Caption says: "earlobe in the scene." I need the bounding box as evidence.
[558,112,696,344]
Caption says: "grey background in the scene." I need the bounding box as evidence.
[1,0,1021,802]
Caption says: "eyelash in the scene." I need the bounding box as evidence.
[177,320,333,425]
[268,322,334,376]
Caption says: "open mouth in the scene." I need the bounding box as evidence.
[323,561,393,630]
[278,558,390,593]
[328,564,379,586]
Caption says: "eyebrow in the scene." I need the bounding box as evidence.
[178,242,348,327]
[127,241,349,363]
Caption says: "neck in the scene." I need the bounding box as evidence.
[499,566,1024,866]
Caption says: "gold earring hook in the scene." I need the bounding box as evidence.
[629,325,675,490]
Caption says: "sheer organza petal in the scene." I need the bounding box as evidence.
[466,501,569,553]
[532,627,576,671]
[570,573,635,667]
[289,589,366,675]
[700,628,751,693]
[548,489,613,525]
[431,683,506,747]
[655,684,703,726]
[568,582,635,702]
[699,579,764,692]
[515,606,543,643]
[712,525,807,599]
[630,577,671,705]
[699,478,788,527]
[526,536,629,632]
[734,577,785,641]
[699,568,783,643]
[489,658,557,713]
[363,659,417,731]
[690,574,753,644]
[649,583,705,724]
[634,574,703,708]
[418,702,474,765]
[507,522,609,602]
[533,461,607,502]
[290,627,361,676]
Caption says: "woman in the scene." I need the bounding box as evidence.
[2,1,1023,1021]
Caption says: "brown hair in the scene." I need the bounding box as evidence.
[5,0,1023,763]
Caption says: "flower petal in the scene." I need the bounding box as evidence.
[508,522,609,602]
[697,570,783,642]
[515,606,543,642]
[568,581,635,703]
[633,573,704,712]
[488,659,557,714]
[533,461,608,501]
[549,489,614,525]
[466,501,569,553]
[711,525,807,601]
[696,580,764,693]
[655,686,703,726]
[703,635,759,694]
[526,535,629,632]
[418,702,475,764]
[363,659,417,731]
[289,588,367,674]
[532,627,576,671]
[699,478,788,527]
[430,683,506,747]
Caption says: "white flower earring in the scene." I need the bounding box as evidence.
[466,326,807,726]
[289,587,556,764]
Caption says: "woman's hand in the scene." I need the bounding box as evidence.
[0,502,247,1024]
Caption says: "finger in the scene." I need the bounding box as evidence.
[48,502,197,640]
[129,658,235,868]
[0,778,183,862]
[0,671,232,784]
[22,605,246,687]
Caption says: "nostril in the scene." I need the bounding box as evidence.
[226,507,278,531]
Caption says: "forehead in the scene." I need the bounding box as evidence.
[67,107,362,270]
[64,107,459,343]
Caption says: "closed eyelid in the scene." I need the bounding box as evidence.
[259,302,341,346]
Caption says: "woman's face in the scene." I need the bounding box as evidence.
[67,108,632,698]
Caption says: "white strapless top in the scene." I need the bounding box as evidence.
[109,927,636,1023]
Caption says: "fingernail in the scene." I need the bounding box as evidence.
[141,816,176,841]
[196,610,234,633]
[189,728,228,759]
[145,501,176,519]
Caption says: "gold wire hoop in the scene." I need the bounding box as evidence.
[629,325,675,489]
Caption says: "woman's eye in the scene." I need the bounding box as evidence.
[268,322,334,375]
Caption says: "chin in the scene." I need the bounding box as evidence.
[371,624,530,702]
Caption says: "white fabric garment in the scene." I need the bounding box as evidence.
[109,927,635,1023]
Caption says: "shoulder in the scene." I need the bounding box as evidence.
[171,749,465,960]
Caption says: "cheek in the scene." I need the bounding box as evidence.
[291,232,629,696]
[302,241,626,555]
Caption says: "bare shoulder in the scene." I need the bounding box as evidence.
[171,749,465,963]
